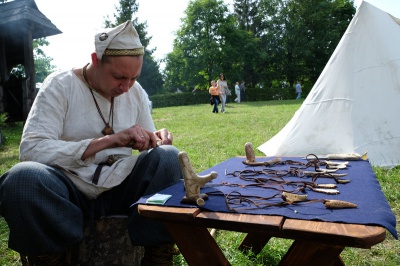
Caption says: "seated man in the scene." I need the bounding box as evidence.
[0,21,182,266]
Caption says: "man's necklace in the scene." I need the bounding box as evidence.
[82,63,115,135]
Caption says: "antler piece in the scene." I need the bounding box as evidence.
[312,188,340,195]
[361,150,368,160]
[282,191,308,203]
[324,160,348,169]
[244,142,256,163]
[178,151,218,206]
[315,183,337,189]
[327,153,362,161]
[243,142,283,166]
[323,199,357,209]
[315,168,339,173]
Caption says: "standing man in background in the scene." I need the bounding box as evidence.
[296,81,302,100]
[240,80,246,102]
[234,81,240,103]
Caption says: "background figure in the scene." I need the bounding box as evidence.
[226,83,232,104]
[217,73,228,113]
[240,80,246,102]
[295,81,302,100]
[209,80,220,113]
[234,81,240,103]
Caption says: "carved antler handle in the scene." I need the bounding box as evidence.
[178,151,218,206]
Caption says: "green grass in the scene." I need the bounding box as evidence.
[1,100,399,265]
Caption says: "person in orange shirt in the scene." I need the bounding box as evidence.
[209,80,220,113]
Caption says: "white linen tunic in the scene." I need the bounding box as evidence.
[20,69,155,199]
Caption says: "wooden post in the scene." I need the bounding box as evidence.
[23,26,35,122]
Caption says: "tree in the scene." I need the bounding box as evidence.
[286,0,355,83]
[104,0,163,96]
[163,46,187,92]
[164,0,245,91]
[164,0,355,93]
[255,0,355,88]
[10,38,55,83]
[34,38,56,83]
[233,0,263,36]
[230,0,269,87]
[255,0,289,85]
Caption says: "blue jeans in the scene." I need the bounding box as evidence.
[296,92,302,99]
[212,96,219,112]
[240,89,245,102]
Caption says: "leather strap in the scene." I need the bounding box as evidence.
[92,163,105,185]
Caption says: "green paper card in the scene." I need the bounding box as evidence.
[146,193,172,205]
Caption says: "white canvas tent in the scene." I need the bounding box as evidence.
[258,1,400,167]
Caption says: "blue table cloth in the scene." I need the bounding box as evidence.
[135,157,398,239]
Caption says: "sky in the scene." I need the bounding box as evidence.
[34,0,234,71]
[33,0,400,71]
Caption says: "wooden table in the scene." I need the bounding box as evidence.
[138,204,386,266]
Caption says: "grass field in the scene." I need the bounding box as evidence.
[0,100,399,265]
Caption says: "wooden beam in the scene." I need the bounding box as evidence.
[23,25,35,121]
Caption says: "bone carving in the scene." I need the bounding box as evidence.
[324,199,357,209]
[244,142,256,163]
[178,151,218,206]
[243,142,282,166]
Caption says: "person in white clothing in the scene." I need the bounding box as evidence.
[234,81,241,103]
[217,73,228,113]
[0,21,182,265]
[295,81,302,100]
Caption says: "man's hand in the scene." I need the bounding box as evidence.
[117,126,172,151]
[81,126,171,160]
[117,125,158,152]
